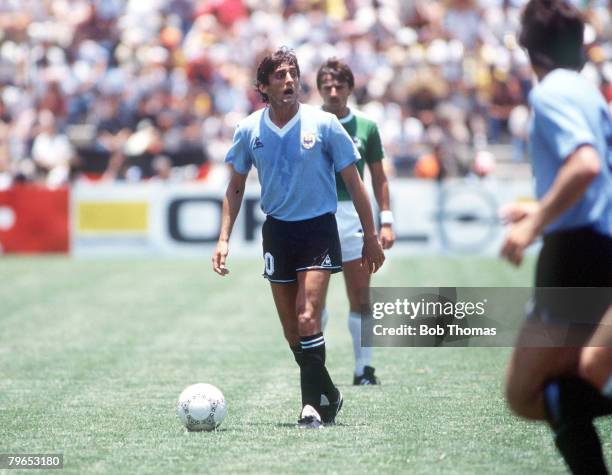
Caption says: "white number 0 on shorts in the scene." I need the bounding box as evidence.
[264,252,275,276]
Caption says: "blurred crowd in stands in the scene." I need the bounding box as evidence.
[0,0,609,188]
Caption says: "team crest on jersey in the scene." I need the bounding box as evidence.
[301,132,316,149]
[253,137,264,150]
[352,136,362,148]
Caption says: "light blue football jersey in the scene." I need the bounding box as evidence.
[225,103,360,221]
[528,69,612,235]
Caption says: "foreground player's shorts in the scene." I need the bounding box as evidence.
[528,226,612,327]
[335,201,364,263]
[261,213,342,284]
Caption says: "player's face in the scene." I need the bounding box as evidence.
[319,75,351,117]
[260,62,300,107]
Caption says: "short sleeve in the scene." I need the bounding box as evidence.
[365,122,384,164]
[531,92,596,162]
[325,115,361,172]
[225,125,252,175]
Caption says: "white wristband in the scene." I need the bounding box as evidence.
[380,210,394,225]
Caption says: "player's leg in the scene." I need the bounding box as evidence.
[505,340,581,420]
[270,279,333,426]
[295,269,341,418]
[321,201,360,333]
[291,270,331,428]
[293,213,343,426]
[270,281,301,354]
[507,310,612,473]
[532,229,612,473]
[262,216,311,412]
[332,201,378,384]
[505,341,609,472]
[342,258,378,385]
[296,269,328,336]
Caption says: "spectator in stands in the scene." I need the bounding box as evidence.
[0,0,608,185]
[31,109,75,188]
[487,69,524,144]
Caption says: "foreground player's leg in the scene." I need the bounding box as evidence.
[270,282,311,405]
[296,270,341,426]
[541,306,612,474]
[271,281,300,347]
[506,341,611,473]
[343,259,378,385]
[506,342,582,421]
[544,377,609,474]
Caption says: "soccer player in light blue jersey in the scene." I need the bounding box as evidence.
[501,1,612,472]
[212,48,385,429]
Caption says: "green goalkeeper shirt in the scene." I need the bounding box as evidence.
[335,109,385,201]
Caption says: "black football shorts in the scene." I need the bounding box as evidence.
[528,226,612,329]
[261,213,343,283]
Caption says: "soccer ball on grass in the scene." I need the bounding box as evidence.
[176,383,227,431]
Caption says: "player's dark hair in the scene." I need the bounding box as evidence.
[519,0,585,71]
[255,47,301,103]
[316,58,355,90]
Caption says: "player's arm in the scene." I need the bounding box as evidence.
[501,145,601,265]
[368,160,395,250]
[340,164,385,273]
[212,169,247,276]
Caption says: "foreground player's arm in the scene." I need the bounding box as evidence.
[340,164,385,273]
[369,160,395,250]
[212,170,247,276]
[501,145,601,265]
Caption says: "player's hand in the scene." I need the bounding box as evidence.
[499,201,539,224]
[379,224,395,250]
[212,240,230,276]
[362,234,385,274]
[500,207,542,266]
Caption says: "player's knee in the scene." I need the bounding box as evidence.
[297,308,317,333]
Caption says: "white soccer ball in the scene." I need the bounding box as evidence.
[176,383,227,431]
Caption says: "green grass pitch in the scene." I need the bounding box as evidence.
[1,256,610,474]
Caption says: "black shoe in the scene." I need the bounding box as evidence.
[353,366,380,385]
[319,391,343,424]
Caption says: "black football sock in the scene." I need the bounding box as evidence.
[547,377,612,420]
[318,343,340,402]
[299,333,326,412]
[544,378,608,474]
[292,344,338,405]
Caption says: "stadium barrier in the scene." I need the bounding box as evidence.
[0,179,535,256]
[0,185,69,253]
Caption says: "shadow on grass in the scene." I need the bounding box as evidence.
[242,422,351,428]
[184,428,231,433]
